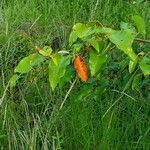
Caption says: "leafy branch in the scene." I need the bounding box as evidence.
[10,15,150,94]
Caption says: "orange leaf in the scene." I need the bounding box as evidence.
[73,56,88,82]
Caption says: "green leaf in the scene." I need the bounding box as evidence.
[87,38,105,53]
[108,29,137,61]
[108,30,133,51]
[73,23,94,38]
[72,43,83,54]
[48,53,70,90]
[139,57,150,76]
[15,53,45,74]
[132,73,142,90]
[95,27,114,34]
[9,74,19,87]
[39,46,52,57]
[120,22,130,30]
[95,26,137,60]
[120,22,136,32]
[132,15,146,37]
[129,57,138,74]
[59,65,74,87]
[88,38,100,53]
[89,50,107,76]
[69,31,78,46]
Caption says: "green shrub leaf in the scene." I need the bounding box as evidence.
[87,38,105,53]
[88,38,100,53]
[59,65,74,87]
[89,50,107,76]
[73,23,94,38]
[69,31,78,46]
[108,29,137,61]
[48,53,70,90]
[72,43,83,54]
[132,15,146,37]
[139,57,150,75]
[129,57,138,74]
[120,22,136,32]
[9,74,19,88]
[14,53,45,74]
[95,27,114,34]
[39,46,52,57]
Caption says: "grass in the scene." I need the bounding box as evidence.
[0,0,150,149]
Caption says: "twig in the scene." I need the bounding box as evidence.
[110,45,116,50]
[102,69,138,119]
[29,14,42,30]
[105,38,149,53]
[102,43,112,54]
[134,38,150,43]
[112,89,137,102]
[59,77,77,110]
[102,96,122,119]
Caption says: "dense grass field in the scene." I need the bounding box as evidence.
[0,0,150,149]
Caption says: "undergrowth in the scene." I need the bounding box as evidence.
[0,0,150,149]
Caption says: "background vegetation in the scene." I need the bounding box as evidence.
[0,0,150,149]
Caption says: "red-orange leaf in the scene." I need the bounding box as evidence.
[73,56,88,82]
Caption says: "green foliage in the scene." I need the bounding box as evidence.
[48,54,70,90]
[14,53,45,74]
[108,29,136,61]
[139,56,150,75]
[1,0,150,149]
[72,43,83,54]
[59,65,74,87]
[69,31,78,46]
[39,46,53,57]
[9,74,19,88]
[10,15,149,92]
[89,50,107,76]
[72,23,95,38]
[132,15,146,38]
[87,38,105,53]
[129,58,138,74]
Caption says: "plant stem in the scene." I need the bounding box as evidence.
[59,77,77,110]
[102,69,138,119]
[102,43,112,54]
[134,38,150,43]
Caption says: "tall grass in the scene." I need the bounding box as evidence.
[0,0,150,149]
